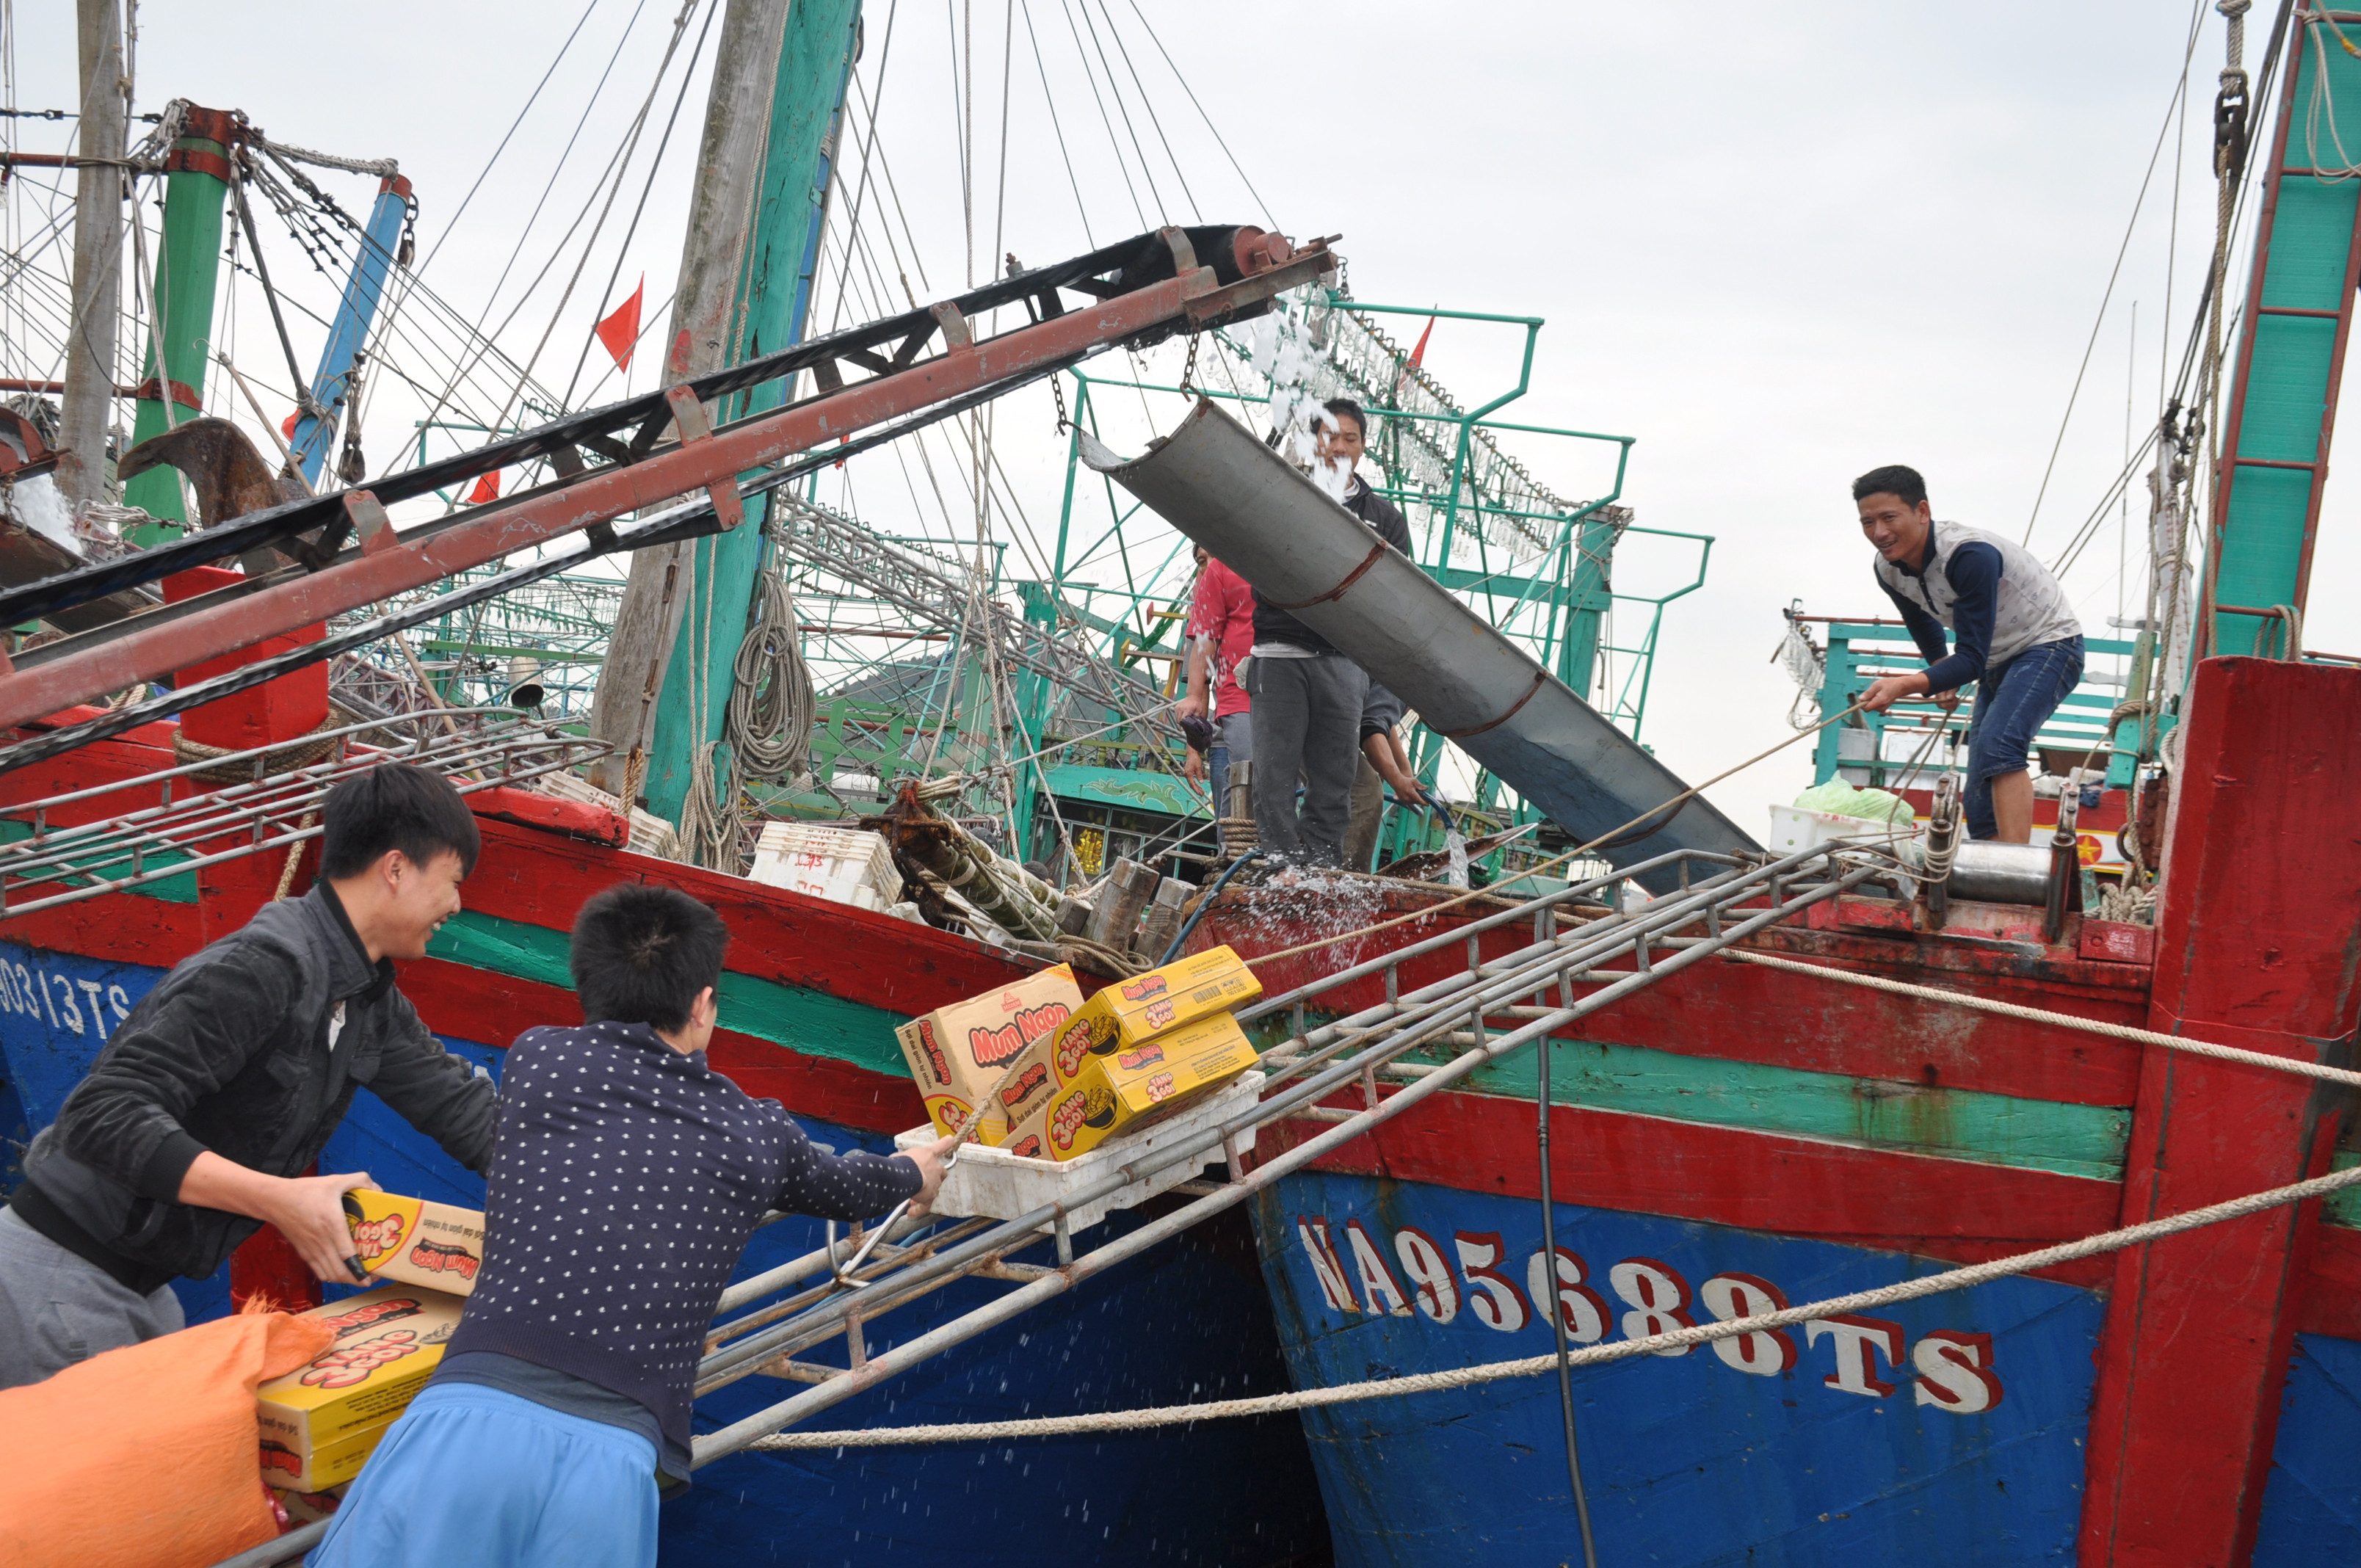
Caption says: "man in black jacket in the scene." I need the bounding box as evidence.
[0,763,499,1387]
[1246,397,1412,868]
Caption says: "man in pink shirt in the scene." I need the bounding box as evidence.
[1179,545,1255,811]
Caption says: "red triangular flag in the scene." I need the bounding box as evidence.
[282,411,300,440]
[1393,315,1435,401]
[595,276,645,374]
[466,471,501,504]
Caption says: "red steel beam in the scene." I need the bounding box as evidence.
[0,269,1214,731]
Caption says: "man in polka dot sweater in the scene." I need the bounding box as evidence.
[312,882,953,1567]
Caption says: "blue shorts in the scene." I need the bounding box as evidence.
[1962,636,2084,840]
[308,1383,660,1568]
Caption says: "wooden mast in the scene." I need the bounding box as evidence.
[57,0,127,514]
[585,0,863,824]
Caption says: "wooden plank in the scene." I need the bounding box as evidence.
[400,954,920,1136]
[1205,894,2150,1109]
[460,818,1040,1019]
[2078,658,2361,1565]
[1263,1086,2122,1249]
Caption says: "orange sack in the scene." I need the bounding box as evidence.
[0,1309,333,1568]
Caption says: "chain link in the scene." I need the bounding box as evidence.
[1051,370,1070,434]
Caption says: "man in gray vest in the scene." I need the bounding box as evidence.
[1855,465,2085,843]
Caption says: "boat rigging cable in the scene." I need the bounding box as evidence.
[0,223,1338,756]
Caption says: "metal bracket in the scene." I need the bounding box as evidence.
[347,491,398,556]
[929,301,974,351]
[1159,225,1199,275]
[665,384,744,531]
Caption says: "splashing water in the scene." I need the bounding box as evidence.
[1255,290,1352,503]
[1444,830,1469,889]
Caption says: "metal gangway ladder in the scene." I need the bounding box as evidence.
[225,839,1885,1566]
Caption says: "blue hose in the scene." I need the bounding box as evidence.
[1158,849,1263,965]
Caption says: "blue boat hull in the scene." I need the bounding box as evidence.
[0,937,1330,1567]
[1254,1166,2361,1566]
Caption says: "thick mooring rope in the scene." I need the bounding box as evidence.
[1724,950,2361,1090]
[746,1160,2361,1452]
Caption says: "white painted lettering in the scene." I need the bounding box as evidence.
[1343,1220,1412,1316]
[50,973,81,1035]
[1451,1232,1531,1333]
[1296,1217,1359,1314]
[1608,1257,1695,1357]
[1806,1314,1905,1397]
[1525,1246,1609,1344]
[1700,1272,1799,1376]
[1393,1227,1461,1324]
[1912,1330,2003,1413]
[76,979,106,1038]
[106,984,130,1025]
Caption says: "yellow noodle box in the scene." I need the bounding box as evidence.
[341,1189,486,1297]
[1046,945,1261,1092]
[893,963,1083,1140]
[1013,1009,1258,1162]
[255,1283,465,1492]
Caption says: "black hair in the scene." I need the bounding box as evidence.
[319,762,482,880]
[1852,465,1927,509]
[1321,398,1368,440]
[570,882,730,1031]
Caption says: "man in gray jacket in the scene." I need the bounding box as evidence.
[0,763,498,1386]
[1855,465,2086,842]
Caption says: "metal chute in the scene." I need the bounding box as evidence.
[1081,398,1760,890]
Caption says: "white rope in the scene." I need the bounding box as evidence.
[253,136,399,181]
[725,564,816,780]
[745,1160,2361,1451]
[1724,950,2361,1089]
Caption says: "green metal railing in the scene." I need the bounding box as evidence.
[1806,620,2136,790]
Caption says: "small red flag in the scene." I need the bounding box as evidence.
[282,411,300,441]
[1393,316,1435,401]
[466,471,501,504]
[595,276,645,373]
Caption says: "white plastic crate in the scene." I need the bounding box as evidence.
[893,1071,1263,1234]
[748,822,903,907]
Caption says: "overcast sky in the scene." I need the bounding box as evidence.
[7,1,2338,834]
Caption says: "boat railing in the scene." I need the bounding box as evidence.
[685,842,1879,1459]
[0,708,605,918]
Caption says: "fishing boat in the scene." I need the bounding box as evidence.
[0,4,2354,1566]
[1128,10,2361,1563]
[0,5,1345,1561]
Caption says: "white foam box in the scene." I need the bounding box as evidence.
[1766,802,1918,856]
[894,1070,1263,1233]
[748,822,904,907]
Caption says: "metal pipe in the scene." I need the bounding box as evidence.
[1945,841,2055,906]
[1080,400,1759,890]
[2043,790,2081,944]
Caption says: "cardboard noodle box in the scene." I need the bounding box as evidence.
[1019,1010,1258,1161]
[894,964,1083,1139]
[1047,946,1261,1092]
[343,1188,486,1297]
[255,1283,465,1492]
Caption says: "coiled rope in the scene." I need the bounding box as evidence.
[726,564,816,780]
[744,1158,2361,1451]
